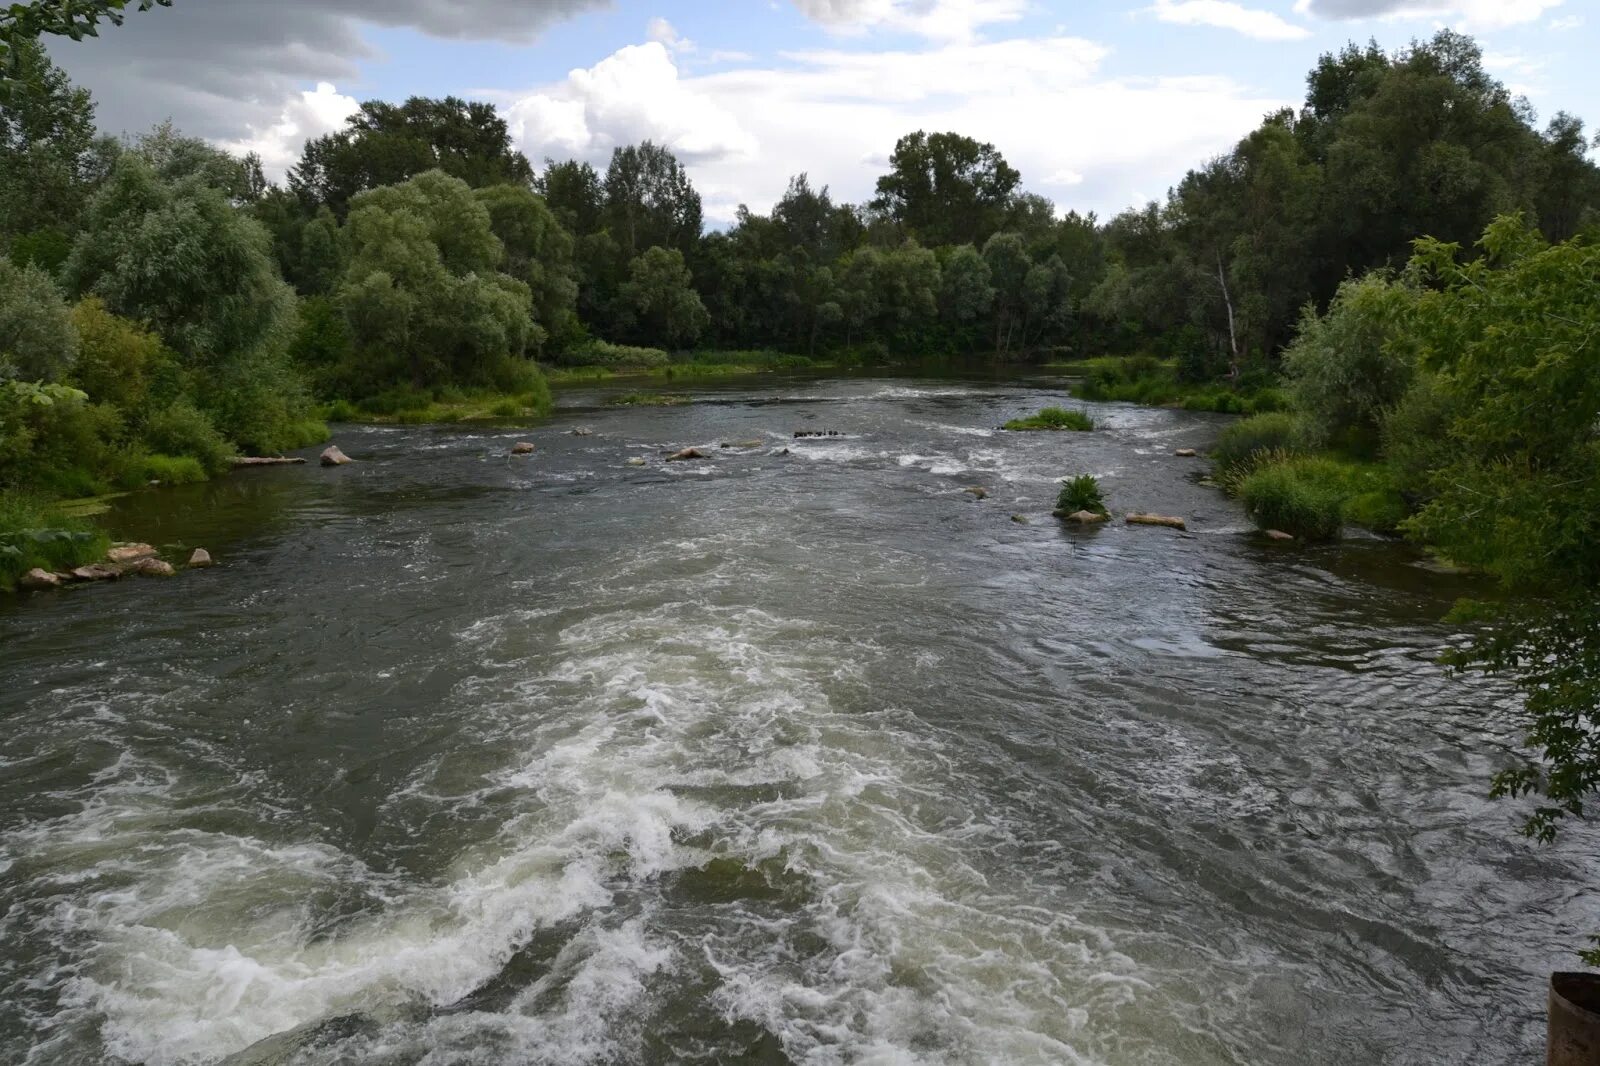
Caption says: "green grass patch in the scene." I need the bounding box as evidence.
[1004,406,1095,432]
[1212,413,1302,483]
[544,350,830,386]
[140,454,208,485]
[1063,355,1284,414]
[333,388,551,426]
[1054,475,1107,516]
[1236,453,1408,540]
[0,492,110,591]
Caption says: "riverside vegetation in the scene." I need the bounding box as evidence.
[5,3,1600,961]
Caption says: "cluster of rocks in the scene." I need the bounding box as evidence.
[793,430,846,438]
[18,543,214,591]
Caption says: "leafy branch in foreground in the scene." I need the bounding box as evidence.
[1,1,169,89]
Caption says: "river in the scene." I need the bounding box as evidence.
[0,374,1591,1065]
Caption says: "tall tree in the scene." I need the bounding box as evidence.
[289,96,533,216]
[602,141,702,259]
[0,38,97,243]
[872,131,1020,247]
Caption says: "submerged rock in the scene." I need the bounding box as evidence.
[793,430,844,438]
[570,427,594,436]
[1174,448,1199,458]
[1060,510,1109,525]
[19,568,60,590]
[106,543,157,565]
[1126,513,1187,530]
[627,457,647,467]
[964,486,989,500]
[666,447,709,462]
[130,557,176,578]
[320,445,352,466]
[1265,529,1295,542]
[71,563,122,581]
[1011,514,1029,524]
[510,441,536,455]
[189,548,214,568]
[721,439,765,449]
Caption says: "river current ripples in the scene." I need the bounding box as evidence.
[0,375,1592,1065]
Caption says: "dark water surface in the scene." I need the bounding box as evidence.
[0,376,1591,1065]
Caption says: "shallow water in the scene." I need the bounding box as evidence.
[0,375,1590,1065]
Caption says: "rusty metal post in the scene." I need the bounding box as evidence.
[1550,973,1600,1066]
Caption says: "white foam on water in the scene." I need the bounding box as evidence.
[10,579,1148,1065]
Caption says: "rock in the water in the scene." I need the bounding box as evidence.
[721,439,765,449]
[1011,514,1029,525]
[793,430,844,439]
[72,563,122,581]
[571,427,594,436]
[964,486,989,500]
[130,557,176,578]
[231,456,307,467]
[19,568,60,590]
[1060,510,1109,524]
[666,447,708,462]
[1126,513,1187,530]
[1174,448,1199,458]
[1265,529,1295,542]
[321,446,352,466]
[189,548,214,568]
[510,441,536,455]
[106,543,157,565]
[627,457,647,467]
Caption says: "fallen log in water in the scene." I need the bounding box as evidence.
[231,456,308,467]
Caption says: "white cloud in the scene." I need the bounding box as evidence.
[788,0,1028,42]
[647,16,694,52]
[1150,0,1312,40]
[218,82,361,176]
[510,33,1287,225]
[1549,14,1584,30]
[507,42,758,166]
[1292,0,1566,29]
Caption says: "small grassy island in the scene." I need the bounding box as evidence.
[1003,407,1096,432]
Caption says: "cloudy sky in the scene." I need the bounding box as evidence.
[47,0,1597,225]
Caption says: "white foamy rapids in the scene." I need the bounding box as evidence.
[12,600,1144,1065]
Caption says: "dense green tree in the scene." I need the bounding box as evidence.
[289,96,533,216]
[475,183,580,351]
[0,38,96,241]
[537,158,604,236]
[872,131,1020,247]
[602,141,702,259]
[615,245,707,348]
[0,258,75,380]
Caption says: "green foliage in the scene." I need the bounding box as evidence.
[0,491,108,590]
[1054,475,1107,516]
[1211,412,1300,479]
[0,39,99,230]
[551,339,671,370]
[141,400,234,474]
[0,256,75,381]
[139,452,205,485]
[1003,406,1094,431]
[1284,273,1415,451]
[67,296,163,410]
[615,246,708,348]
[1381,372,1457,504]
[1238,457,1348,540]
[873,131,1021,247]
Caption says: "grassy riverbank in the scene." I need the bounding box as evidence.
[1051,355,1290,415]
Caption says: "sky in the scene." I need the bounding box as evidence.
[47,0,1600,226]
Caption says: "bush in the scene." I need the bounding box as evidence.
[484,355,552,415]
[141,401,234,474]
[1238,457,1349,541]
[1055,475,1107,516]
[1284,273,1415,451]
[0,492,110,590]
[0,258,77,382]
[1004,406,1095,431]
[69,298,165,412]
[1382,373,1458,505]
[552,339,670,369]
[140,453,207,485]
[1211,412,1300,479]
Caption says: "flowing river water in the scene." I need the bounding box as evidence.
[0,375,1593,1065]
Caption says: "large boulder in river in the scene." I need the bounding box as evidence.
[72,563,122,581]
[1126,513,1187,530]
[106,543,157,565]
[1174,448,1199,458]
[19,568,60,590]
[510,441,536,455]
[321,445,352,466]
[964,486,989,500]
[1265,529,1295,542]
[188,548,214,568]
[666,447,708,462]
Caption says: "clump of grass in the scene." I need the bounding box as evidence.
[140,454,208,485]
[1004,406,1095,432]
[0,492,110,590]
[610,393,691,407]
[1238,457,1350,540]
[1054,474,1107,516]
[1211,413,1301,480]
